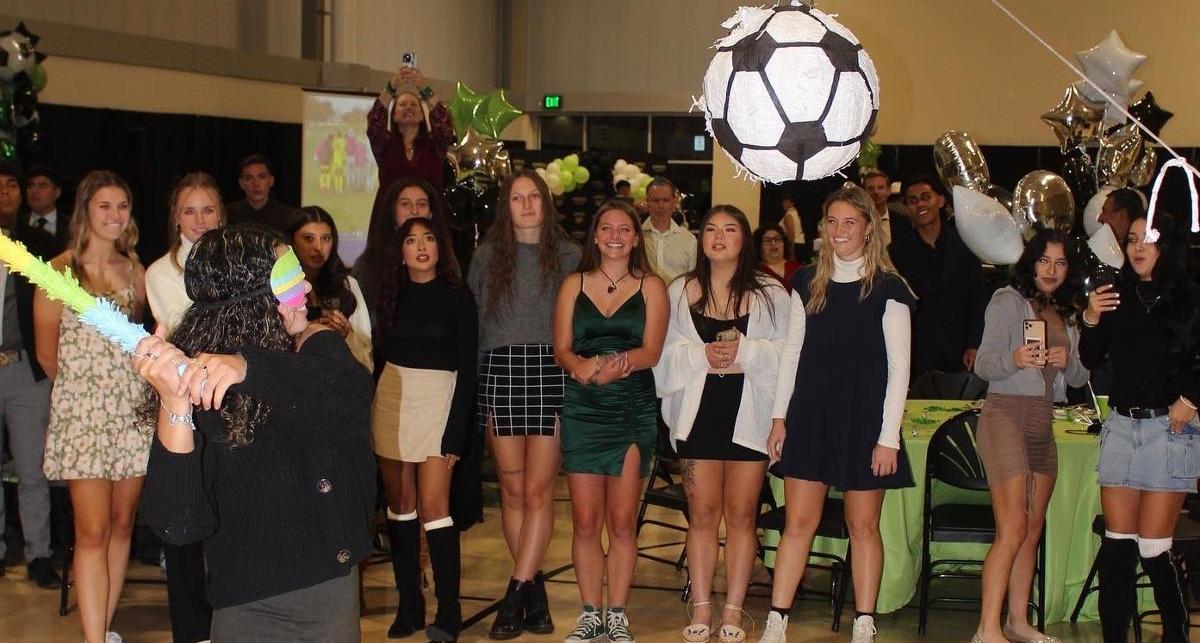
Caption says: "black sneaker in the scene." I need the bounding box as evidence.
[27,557,61,589]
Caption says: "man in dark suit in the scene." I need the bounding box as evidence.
[225,154,299,232]
[889,174,990,378]
[0,161,62,588]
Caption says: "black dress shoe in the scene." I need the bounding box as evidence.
[27,557,61,589]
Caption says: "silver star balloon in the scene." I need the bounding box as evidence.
[1073,31,1147,125]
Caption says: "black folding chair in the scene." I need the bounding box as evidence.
[918,409,1046,634]
[635,453,690,573]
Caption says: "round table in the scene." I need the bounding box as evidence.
[765,399,1104,622]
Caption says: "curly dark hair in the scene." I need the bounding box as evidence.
[1119,210,1200,358]
[137,226,295,447]
[1010,228,1084,325]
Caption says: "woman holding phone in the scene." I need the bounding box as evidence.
[971,228,1088,643]
[1080,211,1200,643]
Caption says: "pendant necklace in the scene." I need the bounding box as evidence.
[1136,283,1161,314]
[599,269,628,294]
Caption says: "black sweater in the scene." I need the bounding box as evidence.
[385,277,478,456]
[1079,281,1200,409]
[142,331,377,608]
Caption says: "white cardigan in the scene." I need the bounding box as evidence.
[653,276,791,454]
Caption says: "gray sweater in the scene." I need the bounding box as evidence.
[973,286,1089,401]
[468,238,581,352]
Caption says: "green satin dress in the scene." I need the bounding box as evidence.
[561,278,657,477]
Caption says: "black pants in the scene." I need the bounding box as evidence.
[164,542,212,643]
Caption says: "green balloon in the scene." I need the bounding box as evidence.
[29,63,47,93]
[478,88,522,139]
[558,169,574,189]
[573,166,590,184]
[449,81,486,141]
[633,185,647,200]
[562,153,579,170]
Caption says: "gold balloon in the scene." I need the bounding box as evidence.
[451,129,505,184]
[1012,170,1075,235]
[933,130,990,192]
[1040,85,1105,153]
[1096,123,1142,187]
[1128,143,1157,188]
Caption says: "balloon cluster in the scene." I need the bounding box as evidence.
[448,82,522,140]
[610,159,653,200]
[532,153,591,197]
[0,22,47,162]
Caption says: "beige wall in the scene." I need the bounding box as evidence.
[521,0,1200,146]
[711,144,761,226]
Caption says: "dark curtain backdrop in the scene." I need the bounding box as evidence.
[760,144,1200,249]
[35,102,301,264]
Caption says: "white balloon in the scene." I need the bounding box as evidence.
[547,161,561,174]
[614,159,629,171]
[1088,223,1125,269]
[1083,185,1118,237]
[534,167,547,178]
[545,172,561,188]
[550,182,565,196]
[952,186,1024,265]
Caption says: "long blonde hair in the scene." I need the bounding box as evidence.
[806,186,909,315]
[166,172,224,272]
[68,170,140,292]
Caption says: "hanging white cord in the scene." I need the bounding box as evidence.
[987,0,1199,239]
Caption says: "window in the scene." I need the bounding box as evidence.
[539,115,583,153]
[652,116,709,159]
[586,116,648,154]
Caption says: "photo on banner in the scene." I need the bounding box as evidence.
[301,90,378,266]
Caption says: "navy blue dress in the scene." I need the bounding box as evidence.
[773,267,916,491]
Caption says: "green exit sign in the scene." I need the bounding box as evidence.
[543,94,562,110]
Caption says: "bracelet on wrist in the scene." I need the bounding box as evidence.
[1080,311,1099,328]
[160,399,194,429]
[419,85,434,100]
[1181,396,1198,411]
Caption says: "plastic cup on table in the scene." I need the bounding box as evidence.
[1096,395,1109,420]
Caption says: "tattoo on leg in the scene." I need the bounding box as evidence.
[500,467,525,476]
[681,459,696,491]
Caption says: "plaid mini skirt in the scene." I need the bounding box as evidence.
[477,344,564,437]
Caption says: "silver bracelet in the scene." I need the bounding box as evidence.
[160,400,195,429]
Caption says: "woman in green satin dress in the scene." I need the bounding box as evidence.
[552,199,668,643]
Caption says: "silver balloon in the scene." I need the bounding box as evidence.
[1128,143,1156,188]
[985,184,1014,213]
[933,130,990,192]
[1012,170,1075,235]
[1095,123,1142,187]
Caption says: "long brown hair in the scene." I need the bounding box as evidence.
[480,169,575,317]
[576,199,651,277]
[68,170,140,292]
[687,204,775,320]
[166,172,224,272]
[806,186,910,315]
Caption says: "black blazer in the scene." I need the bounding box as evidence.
[10,212,70,382]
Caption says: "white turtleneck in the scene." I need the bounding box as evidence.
[773,252,912,450]
[145,236,196,335]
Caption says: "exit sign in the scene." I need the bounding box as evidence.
[543,94,562,110]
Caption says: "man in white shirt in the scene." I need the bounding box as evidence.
[24,164,68,252]
[861,168,909,246]
[640,178,697,285]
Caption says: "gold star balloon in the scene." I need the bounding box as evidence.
[1041,85,1105,153]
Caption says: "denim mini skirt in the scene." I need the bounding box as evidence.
[1096,412,1200,492]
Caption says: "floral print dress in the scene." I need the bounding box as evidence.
[43,281,150,480]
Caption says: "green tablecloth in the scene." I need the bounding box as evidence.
[766,399,1104,622]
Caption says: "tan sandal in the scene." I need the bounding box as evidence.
[683,600,713,643]
[717,605,749,643]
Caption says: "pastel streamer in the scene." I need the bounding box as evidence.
[271,247,306,308]
[0,233,150,352]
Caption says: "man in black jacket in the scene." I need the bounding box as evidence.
[889,175,990,378]
[225,154,299,232]
[0,162,62,588]
[21,163,70,256]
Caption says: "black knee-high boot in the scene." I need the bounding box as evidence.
[425,524,462,642]
[1142,551,1190,643]
[386,518,426,639]
[1098,537,1138,643]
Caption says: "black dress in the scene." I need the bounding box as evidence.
[673,311,768,462]
[774,268,916,490]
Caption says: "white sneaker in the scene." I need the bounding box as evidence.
[851,615,877,643]
[758,612,788,643]
[105,633,123,643]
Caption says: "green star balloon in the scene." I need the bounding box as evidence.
[479,88,522,139]
[449,81,486,141]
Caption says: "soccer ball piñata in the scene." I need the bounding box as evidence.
[697,2,879,183]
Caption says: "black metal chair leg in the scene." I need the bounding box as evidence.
[1070,556,1100,623]
[832,545,851,632]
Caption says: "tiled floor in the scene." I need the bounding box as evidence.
[0,478,1118,642]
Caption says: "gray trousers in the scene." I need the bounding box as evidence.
[0,354,53,561]
[211,567,360,643]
